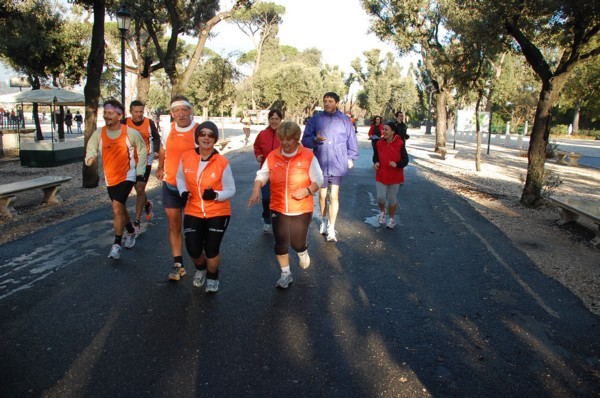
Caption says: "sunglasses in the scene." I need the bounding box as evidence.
[198,130,217,138]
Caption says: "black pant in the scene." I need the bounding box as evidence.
[271,211,312,255]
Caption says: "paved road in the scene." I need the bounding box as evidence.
[1,143,599,397]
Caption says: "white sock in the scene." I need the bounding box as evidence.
[281,266,291,274]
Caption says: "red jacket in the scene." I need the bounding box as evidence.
[253,126,281,167]
[375,135,405,185]
[368,123,384,139]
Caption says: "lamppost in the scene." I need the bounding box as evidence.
[425,85,435,135]
[116,5,131,105]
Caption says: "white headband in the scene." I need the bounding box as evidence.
[104,104,123,114]
[170,100,192,109]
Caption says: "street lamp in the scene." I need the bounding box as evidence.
[116,4,131,105]
[425,85,435,135]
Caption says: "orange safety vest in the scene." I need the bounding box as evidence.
[101,125,136,186]
[126,117,151,154]
[179,150,232,218]
[266,145,314,214]
[164,122,197,186]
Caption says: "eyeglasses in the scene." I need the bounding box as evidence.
[198,131,217,138]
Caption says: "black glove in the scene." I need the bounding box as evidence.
[202,187,217,201]
[181,191,190,202]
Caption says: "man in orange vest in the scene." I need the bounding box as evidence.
[123,100,160,235]
[156,95,198,281]
[85,99,148,260]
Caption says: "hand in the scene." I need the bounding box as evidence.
[374,162,380,170]
[202,187,217,201]
[389,161,397,168]
[348,159,354,169]
[316,131,327,142]
[256,154,264,164]
[291,188,310,200]
[86,157,95,166]
[180,191,190,202]
[248,190,261,207]
[156,167,164,181]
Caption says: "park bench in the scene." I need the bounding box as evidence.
[555,151,582,166]
[0,176,72,218]
[548,196,600,245]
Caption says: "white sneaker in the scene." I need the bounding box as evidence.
[206,279,219,293]
[108,244,121,259]
[263,223,272,234]
[298,250,310,269]
[386,218,396,229]
[193,270,207,288]
[319,219,327,235]
[377,211,386,224]
[123,232,136,249]
[326,226,337,242]
[168,263,186,281]
[276,272,293,288]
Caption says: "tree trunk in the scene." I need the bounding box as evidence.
[82,0,105,189]
[435,90,447,151]
[136,74,151,104]
[475,89,483,172]
[57,107,65,140]
[33,103,43,141]
[520,81,555,207]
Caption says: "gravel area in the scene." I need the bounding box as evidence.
[1,133,599,315]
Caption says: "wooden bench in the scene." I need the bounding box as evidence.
[556,150,568,164]
[0,176,72,218]
[548,196,600,245]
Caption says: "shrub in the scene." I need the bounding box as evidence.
[550,124,569,135]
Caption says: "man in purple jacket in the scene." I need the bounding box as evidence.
[301,92,359,242]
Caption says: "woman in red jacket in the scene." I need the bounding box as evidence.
[373,122,408,229]
[176,121,236,293]
[368,115,384,156]
[248,121,324,289]
[253,109,282,233]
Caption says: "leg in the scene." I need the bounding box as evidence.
[328,184,340,227]
[111,200,128,237]
[166,208,183,257]
[387,184,400,218]
[134,181,147,222]
[272,211,294,288]
[318,187,328,219]
[260,182,271,224]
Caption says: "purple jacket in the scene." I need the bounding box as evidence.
[301,110,359,177]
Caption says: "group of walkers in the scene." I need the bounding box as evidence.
[85,91,408,292]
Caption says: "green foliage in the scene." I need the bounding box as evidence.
[550,124,569,136]
[0,0,88,87]
[185,55,239,116]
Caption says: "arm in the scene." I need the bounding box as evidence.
[215,164,236,201]
[84,130,101,165]
[397,141,409,169]
[301,116,318,149]
[156,146,166,180]
[248,159,270,206]
[129,129,147,175]
[253,131,263,162]
[176,160,188,195]
[346,118,360,161]
[291,157,323,200]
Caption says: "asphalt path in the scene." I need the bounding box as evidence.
[1,143,599,397]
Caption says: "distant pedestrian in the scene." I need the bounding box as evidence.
[176,121,236,293]
[74,111,83,134]
[84,99,148,260]
[301,92,359,242]
[65,110,73,134]
[373,122,408,229]
[249,121,324,289]
[368,115,384,158]
[392,111,410,141]
[240,111,253,146]
[253,109,282,234]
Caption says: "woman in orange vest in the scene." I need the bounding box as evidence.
[248,121,323,289]
[176,121,236,293]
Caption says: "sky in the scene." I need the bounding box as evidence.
[211,0,413,74]
[1,0,415,90]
